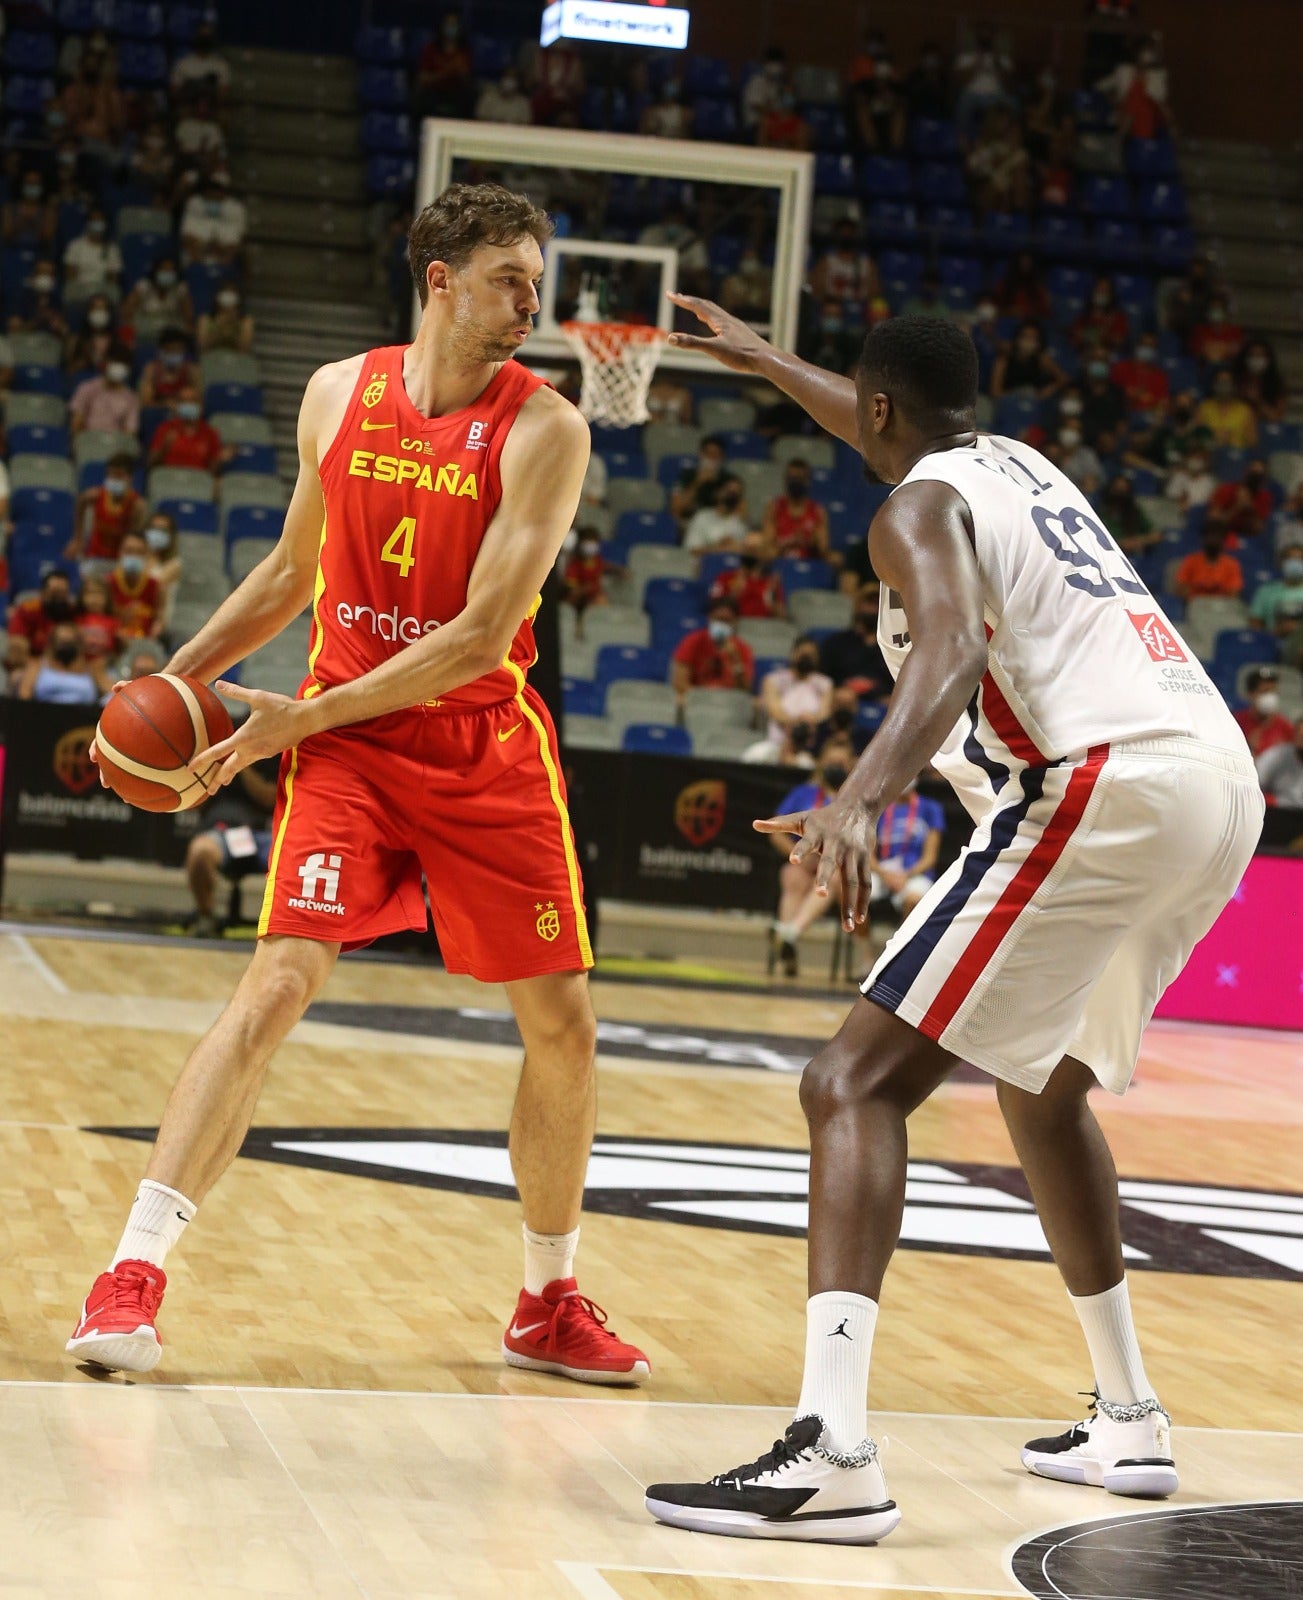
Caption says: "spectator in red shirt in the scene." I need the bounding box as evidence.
[138,327,197,407]
[762,459,832,561]
[994,251,1051,321]
[562,529,624,617]
[107,532,163,639]
[148,385,230,474]
[76,573,119,662]
[1234,666,1294,759]
[708,532,787,618]
[7,569,78,657]
[415,11,475,120]
[1071,275,1130,354]
[1189,292,1245,367]
[671,597,755,699]
[759,90,811,152]
[1173,531,1243,600]
[1208,460,1273,544]
[1110,334,1170,414]
[68,451,146,570]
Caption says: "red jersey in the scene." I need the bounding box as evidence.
[85,486,143,561]
[769,493,825,558]
[310,346,549,709]
[108,569,161,637]
[708,567,785,618]
[564,553,611,604]
[150,418,223,472]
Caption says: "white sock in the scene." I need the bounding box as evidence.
[523,1225,579,1295]
[1069,1279,1158,1406]
[110,1180,196,1270]
[794,1290,877,1452]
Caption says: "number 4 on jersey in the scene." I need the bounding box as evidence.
[380,515,417,578]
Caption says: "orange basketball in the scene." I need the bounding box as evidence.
[96,673,235,813]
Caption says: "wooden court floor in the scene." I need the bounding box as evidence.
[0,926,1299,1599]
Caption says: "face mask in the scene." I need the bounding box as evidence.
[786,477,808,498]
[793,655,817,677]
[442,19,460,38]
[739,554,760,571]
[708,619,733,643]
[821,314,842,333]
[53,641,80,667]
[1255,691,1281,716]
[57,149,76,167]
[120,555,146,580]
[1208,307,1227,324]
[831,707,854,729]
[88,220,106,238]
[47,109,66,129]
[146,527,171,553]
[975,303,996,323]
[207,199,224,216]
[89,308,111,330]
[1247,355,1269,374]
[664,82,681,101]
[719,492,741,510]
[22,183,41,200]
[32,274,54,294]
[502,76,518,94]
[1016,338,1038,356]
[874,61,893,80]
[217,290,239,309]
[1136,346,1157,363]
[156,270,177,288]
[577,542,599,559]
[1201,542,1223,559]
[1283,558,1303,582]
[1060,429,1082,450]
[1092,291,1110,309]
[764,62,784,81]
[698,455,719,475]
[854,610,876,631]
[104,476,127,496]
[177,402,200,421]
[1060,397,1083,417]
[1214,385,1234,401]
[1088,361,1109,380]
[161,349,185,368]
[106,362,129,383]
[44,596,73,621]
[1186,458,1207,475]
[821,763,849,789]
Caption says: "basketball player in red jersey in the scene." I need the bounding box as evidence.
[67,184,650,1386]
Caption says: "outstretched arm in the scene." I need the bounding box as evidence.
[667,292,860,450]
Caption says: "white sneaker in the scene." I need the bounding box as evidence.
[1022,1393,1178,1498]
[645,1415,901,1544]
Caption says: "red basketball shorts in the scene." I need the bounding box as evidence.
[256,686,592,983]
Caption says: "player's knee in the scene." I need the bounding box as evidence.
[799,1041,905,1125]
[520,990,597,1066]
[187,832,222,869]
[240,942,333,1032]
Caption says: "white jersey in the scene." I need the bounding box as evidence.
[878,433,1247,821]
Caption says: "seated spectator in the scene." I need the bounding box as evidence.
[1080,357,1129,453]
[763,459,832,561]
[58,47,127,164]
[902,41,950,123]
[643,72,695,140]
[1164,253,1218,346]
[197,282,255,353]
[758,640,834,755]
[1099,474,1158,557]
[1048,422,1103,495]
[845,57,905,154]
[1174,530,1243,599]
[59,26,116,86]
[416,11,475,119]
[1196,368,1259,450]
[1023,65,1072,167]
[1249,543,1303,657]
[708,532,786,618]
[683,477,749,556]
[63,207,122,300]
[4,635,31,696]
[1235,666,1294,759]
[139,328,198,406]
[1234,339,1289,423]
[644,376,695,426]
[148,386,231,474]
[759,89,810,151]
[171,21,230,103]
[121,640,167,679]
[475,68,532,126]
[901,270,958,322]
[1208,460,1273,543]
[671,597,755,697]
[8,570,79,657]
[123,259,194,335]
[871,779,945,917]
[767,745,851,976]
[51,136,96,205]
[995,251,1052,321]
[65,294,119,378]
[1256,720,1303,808]
[809,298,863,376]
[742,48,790,136]
[1098,36,1170,139]
[721,250,774,322]
[1136,390,1212,472]
[183,760,281,937]
[954,28,1014,143]
[816,684,870,754]
[1111,334,1170,414]
[108,532,164,640]
[991,322,1067,400]
[966,108,1031,213]
[75,573,119,663]
[7,259,68,338]
[143,510,182,630]
[810,222,880,324]
[130,121,177,196]
[563,530,623,618]
[70,347,139,436]
[15,622,111,704]
[532,38,586,126]
[1189,291,1244,367]
[818,586,891,697]
[1071,276,1130,355]
[174,90,228,163]
[69,452,146,571]
[1164,445,1216,511]
[181,172,246,268]
[672,436,729,523]
[2,170,57,249]
[639,202,710,293]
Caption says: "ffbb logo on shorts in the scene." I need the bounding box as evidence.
[288,852,347,916]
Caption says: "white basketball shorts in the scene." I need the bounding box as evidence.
[862,737,1264,1095]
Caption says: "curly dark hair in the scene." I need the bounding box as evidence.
[857,315,979,426]
[408,182,554,306]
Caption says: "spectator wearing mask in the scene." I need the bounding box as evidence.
[991,321,1067,401]
[475,68,531,126]
[8,570,79,657]
[954,28,1013,144]
[709,532,786,618]
[69,452,146,571]
[1098,37,1170,140]
[683,477,749,556]
[183,760,281,938]
[416,12,475,119]
[870,780,946,917]
[1196,368,1259,451]
[69,347,139,436]
[171,22,231,101]
[65,294,118,377]
[763,459,831,561]
[995,251,1052,321]
[123,258,194,334]
[1080,355,1129,452]
[1249,544,1303,657]
[1174,530,1243,599]
[531,38,586,126]
[63,207,122,298]
[638,201,709,290]
[16,622,111,705]
[180,172,246,268]
[965,108,1031,214]
[1165,254,1217,346]
[130,121,176,196]
[174,90,228,162]
[816,684,871,754]
[1234,667,1294,759]
[1256,719,1303,808]
[672,597,755,697]
[643,72,696,140]
[768,744,851,976]
[197,283,254,353]
[1099,475,1158,557]
[808,298,862,376]
[1071,275,1130,355]
[721,250,774,321]
[121,641,166,679]
[1165,446,1216,511]
[1049,422,1103,495]
[900,271,958,323]
[75,573,119,663]
[143,511,182,628]
[845,55,906,156]
[138,328,198,406]
[758,641,835,754]
[742,49,790,135]
[1,170,57,249]
[563,530,623,618]
[7,259,68,339]
[903,42,950,123]
[1208,461,1273,544]
[108,532,163,640]
[818,587,891,697]
[809,222,880,323]
[671,436,729,523]
[1138,390,1212,473]
[759,89,810,152]
[1189,292,1245,367]
[4,635,32,696]
[1234,339,1289,423]
[1111,334,1170,415]
[148,386,231,474]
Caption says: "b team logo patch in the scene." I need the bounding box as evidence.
[534,900,560,942]
[1127,611,1187,663]
[465,420,488,451]
[288,851,346,915]
[361,370,387,409]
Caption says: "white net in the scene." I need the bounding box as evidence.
[560,321,666,429]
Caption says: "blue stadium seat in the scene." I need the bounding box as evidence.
[1091,219,1144,265]
[615,510,678,547]
[938,254,984,298]
[1080,176,1133,218]
[5,75,56,116]
[693,98,738,141]
[118,42,167,85]
[7,424,70,458]
[1212,447,1253,479]
[814,154,857,197]
[1211,630,1277,685]
[1160,355,1200,394]
[774,558,834,594]
[358,67,408,109]
[861,156,912,200]
[1126,138,1178,179]
[115,2,166,38]
[877,249,923,290]
[1139,180,1186,223]
[1071,89,1113,129]
[1036,213,1088,259]
[1262,421,1303,453]
[911,118,959,160]
[13,365,66,398]
[656,452,697,491]
[5,32,58,73]
[917,163,968,206]
[856,703,887,739]
[922,205,974,246]
[231,442,278,475]
[204,382,263,416]
[982,212,1030,252]
[644,576,706,623]
[167,4,216,42]
[805,106,848,152]
[57,0,106,29]
[355,25,406,65]
[1149,226,1195,273]
[8,544,77,598]
[622,723,692,756]
[9,520,65,570]
[866,202,918,247]
[721,429,768,462]
[563,678,604,718]
[157,498,218,535]
[592,439,646,476]
[995,395,1045,435]
[596,644,667,688]
[650,610,706,653]
[697,552,740,589]
[361,112,414,155]
[366,155,416,198]
[684,56,733,96]
[222,504,280,550]
[121,232,173,286]
[469,34,515,77]
[11,487,75,536]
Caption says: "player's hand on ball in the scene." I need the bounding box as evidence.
[667,292,769,373]
[88,679,129,787]
[191,681,311,787]
[755,802,879,932]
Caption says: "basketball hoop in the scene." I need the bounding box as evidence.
[561,321,667,429]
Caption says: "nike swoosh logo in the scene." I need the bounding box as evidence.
[497,723,523,742]
[360,419,394,431]
[509,1320,547,1338]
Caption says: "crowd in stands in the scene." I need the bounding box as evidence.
[1,4,283,706]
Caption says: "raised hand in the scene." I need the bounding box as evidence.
[667,292,772,374]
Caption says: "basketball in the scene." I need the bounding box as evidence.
[95,673,234,814]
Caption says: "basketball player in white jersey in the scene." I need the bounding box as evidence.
[644,304,1263,1543]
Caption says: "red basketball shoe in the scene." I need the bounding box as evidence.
[66,1259,166,1372]
[502,1277,650,1385]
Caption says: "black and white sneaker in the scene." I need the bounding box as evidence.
[645,1415,900,1544]
[1022,1392,1178,1498]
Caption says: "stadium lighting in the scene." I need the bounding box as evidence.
[541,1,691,50]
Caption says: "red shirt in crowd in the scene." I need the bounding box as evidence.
[149,417,224,472]
[708,567,785,618]
[1175,550,1243,598]
[768,494,826,558]
[85,485,144,562]
[77,608,119,661]
[8,598,64,656]
[1189,321,1245,366]
[1072,306,1130,352]
[563,553,613,605]
[1110,358,1170,413]
[107,569,161,638]
[672,627,756,690]
[1233,707,1294,759]
[1208,481,1272,538]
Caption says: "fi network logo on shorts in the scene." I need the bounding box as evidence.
[288,852,346,915]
